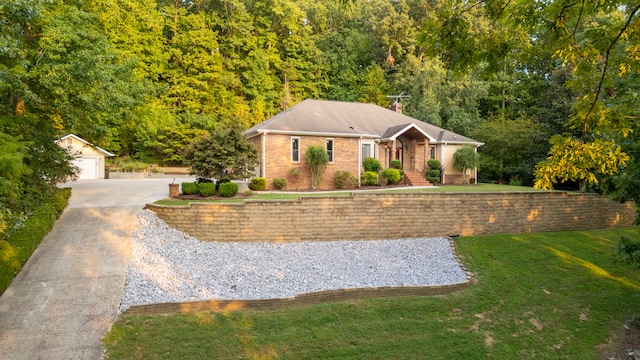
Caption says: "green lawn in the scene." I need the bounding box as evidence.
[103,227,640,359]
[155,183,545,206]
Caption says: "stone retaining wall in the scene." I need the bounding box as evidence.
[146,192,636,242]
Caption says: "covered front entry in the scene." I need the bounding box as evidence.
[381,123,432,173]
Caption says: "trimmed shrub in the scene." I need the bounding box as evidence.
[219,182,239,197]
[381,168,401,184]
[250,177,267,191]
[334,171,358,189]
[181,182,198,195]
[390,160,402,169]
[362,157,382,173]
[1,188,70,295]
[361,171,378,186]
[198,182,216,197]
[427,158,441,170]
[427,169,440,177]
[428,177,441,183]
[273,178,286,190]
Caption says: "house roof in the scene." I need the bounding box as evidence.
[243,99,483,146]
[58,134,115,157]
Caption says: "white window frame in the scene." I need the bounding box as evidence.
[430,145,436,159]
[361,140,376,162]
[326,138,334,163]
[291,137,300,163]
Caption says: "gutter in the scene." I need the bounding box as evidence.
[259,130,267,178]
[245,129,379,139]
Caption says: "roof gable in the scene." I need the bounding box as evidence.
[243,99,482,145]
[58,134,115,157]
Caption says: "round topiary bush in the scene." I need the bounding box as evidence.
[390,160,402,169]
[427,158,441,170]
[219,182,239,197]
[198,182,216,197]
[181,182,198,195]
[250,177,267,191]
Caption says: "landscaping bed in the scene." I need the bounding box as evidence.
[105,226,640,359]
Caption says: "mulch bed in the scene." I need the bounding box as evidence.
[600,321,640,359]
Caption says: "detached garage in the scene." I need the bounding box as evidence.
[57,134,114,180]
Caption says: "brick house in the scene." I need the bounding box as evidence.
[242,99,483,190]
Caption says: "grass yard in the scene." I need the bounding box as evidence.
[103,227,640,359]
[155,183,544,206]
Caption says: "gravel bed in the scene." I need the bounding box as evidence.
[118,210,469,314]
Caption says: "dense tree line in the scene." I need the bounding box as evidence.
[1,0,640,236]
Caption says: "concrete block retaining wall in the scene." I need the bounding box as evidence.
[146,192,636,242]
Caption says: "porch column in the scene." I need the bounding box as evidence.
[391,139,397,161]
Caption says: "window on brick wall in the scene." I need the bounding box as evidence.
[291,137,300,162]
[430,145,436,159]
[326,138,334,163]
[362,143,371,161]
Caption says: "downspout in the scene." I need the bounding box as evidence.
[358,136,362,187]
[474,144,479,184]
[261,131,267,178]
[441,143,446,184]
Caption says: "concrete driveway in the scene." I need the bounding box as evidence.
[0,178,193,360]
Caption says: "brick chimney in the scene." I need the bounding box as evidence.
[389,101,402,114]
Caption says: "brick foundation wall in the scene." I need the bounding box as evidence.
[146,192,636,242]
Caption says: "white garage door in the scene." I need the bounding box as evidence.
[73,157,98,180]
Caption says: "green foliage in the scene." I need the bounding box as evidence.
[181,182,198,195]
[361,171,378,186]
[509,178,522,186]
[390,160,402,169]
[427,159,441,170]
[107,157,150,172]
[474,116,545,186]
[453,145,480,184]
[381,168,401,185]
[288,168,300,189]
[305,145,329,189]
[334,171,358,189]
[614,234,640,269]
[426,164,441,183]
[183,127,259,183]
[362,157,382,173]
[250,178,267,191]
[198,182,216,197]
[0,132,30,209]
[0,188,70,295]
[273,178,287,190]
[219,182,239,197]
[534,137,629,191]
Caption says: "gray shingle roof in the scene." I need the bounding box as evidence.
[243,99,483,145]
